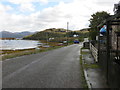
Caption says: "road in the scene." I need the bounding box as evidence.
[3,44,83,88]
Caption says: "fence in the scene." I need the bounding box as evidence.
[90,41,120,87]
[89,43,98,62]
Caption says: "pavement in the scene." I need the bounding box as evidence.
[81,49,108,88]
[2,44,83,88]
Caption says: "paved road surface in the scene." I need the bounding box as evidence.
[3,44,82,88]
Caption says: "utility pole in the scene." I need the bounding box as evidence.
[46,32,48,45]
[67,22,69,45]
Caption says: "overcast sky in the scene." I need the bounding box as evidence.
[0,0,119,32]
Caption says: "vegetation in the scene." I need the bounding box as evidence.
[2,28,89,61]
[1,44,66,61]
[23,31,64,40]
[80,54,88,88]
[84,63,99,69]
[89,11,110,40]
[23,28,89,43]
[80,47,100,88]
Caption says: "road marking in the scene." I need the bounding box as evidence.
[3,44,82,80]
[3,58,42,80]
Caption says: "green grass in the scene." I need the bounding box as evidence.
[1,50,40,61]
[81,47,90,49]
[81,48,99,69]
[81,51,89,55]
[1,45,65,61]
[84,64,99,69]
[80,47,100,88]
[80,55,88,89]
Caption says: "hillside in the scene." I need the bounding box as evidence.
[44,28,71,34]
[75,28,90,33]
[1,31,35,38]
[23,28,89,42]
[23,28,67,40]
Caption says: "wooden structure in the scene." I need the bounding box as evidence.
[97,2,120,87]
[90,43,98,62]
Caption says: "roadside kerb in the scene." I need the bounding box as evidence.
[81,52,92,89]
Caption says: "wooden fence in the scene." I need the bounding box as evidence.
[90,43,98,62]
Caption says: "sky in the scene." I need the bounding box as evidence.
[0,0,119,32]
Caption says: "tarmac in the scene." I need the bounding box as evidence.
[81,49,109,89]
[3,44,83,88]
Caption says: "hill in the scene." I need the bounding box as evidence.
[0,31,35,38]
[23,28,67,40]
[75,28,90,33]
[44,28,71,34]
[23,28,89,42]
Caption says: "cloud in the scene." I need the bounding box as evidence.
[19,3,35,12]
[6,0,48,4]
[0,3,13,13]
[33,1,94,30]
[39,0,48,4]
[5,0,48,12]
[0,0,120,32]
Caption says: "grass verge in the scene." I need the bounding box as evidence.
[84,63,99,69]
[1,45,65,61]
[80,47,101,89]
[81,47,99,69]
[80,51,88,89]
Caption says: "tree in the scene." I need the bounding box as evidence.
[89,11,110,40]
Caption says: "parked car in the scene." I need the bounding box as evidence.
[74,40,79,44]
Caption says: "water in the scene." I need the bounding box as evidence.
[0,40,41,50]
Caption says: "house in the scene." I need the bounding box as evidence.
[111,2,120,50]
[111,24,120,50]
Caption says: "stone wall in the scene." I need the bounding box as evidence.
[111,18,120,50]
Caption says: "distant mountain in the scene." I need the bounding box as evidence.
[0,31,35,38]
[15,31,35,37]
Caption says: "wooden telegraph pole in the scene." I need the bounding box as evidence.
[67,22,69,45]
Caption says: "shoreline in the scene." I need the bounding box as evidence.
[1,44,68,61]
[1,39,73,61]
